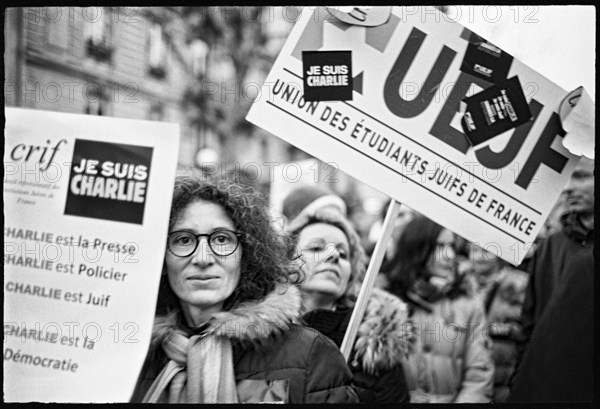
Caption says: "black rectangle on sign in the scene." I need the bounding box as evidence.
[64,139,153,225]
[303,50,353,101]
[461,76,532,146]
[460,40,514,84]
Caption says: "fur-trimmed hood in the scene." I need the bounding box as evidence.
[353,288,413,375]
[151,284,302,350]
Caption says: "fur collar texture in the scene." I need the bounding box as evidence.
[151,284,302,350]
[353,288,412,375]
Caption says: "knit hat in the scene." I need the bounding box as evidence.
[281,185,347,222]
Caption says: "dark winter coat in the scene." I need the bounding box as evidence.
[510,213,594,402]
[130,285,358,403]
[301,288,411,403]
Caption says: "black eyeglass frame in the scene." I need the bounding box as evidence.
[167,230,242,257]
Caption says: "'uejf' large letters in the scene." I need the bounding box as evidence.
[382,28,569,189]
[287,7,571,191]
[383,27,456,119]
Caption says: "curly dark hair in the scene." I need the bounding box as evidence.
[156,170,299,316]
[286,207,366,307]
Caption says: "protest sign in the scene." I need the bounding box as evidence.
[3,107,180,402]
[247,6,584,265]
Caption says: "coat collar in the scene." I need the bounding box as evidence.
[151,284,302,351]
[299,288,413,375]
[353,288,412,375]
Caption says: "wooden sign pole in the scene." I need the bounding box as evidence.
[340,199,401,361]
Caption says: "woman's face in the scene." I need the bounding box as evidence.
[469,245,500,289]
[426,228,457,285]
[297,223,352,299]
[165,199,242,317]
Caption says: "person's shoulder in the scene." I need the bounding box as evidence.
[544,229,569,245]
[256,324,345,369]
[235,324,339,368]
[253,323,338,355]
[284,323,339,349]
[528,229,574,264]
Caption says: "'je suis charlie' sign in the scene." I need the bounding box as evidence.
[4,108,179,402]
[247,6,583,265]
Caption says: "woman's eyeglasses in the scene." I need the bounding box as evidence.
[167,230,242,257]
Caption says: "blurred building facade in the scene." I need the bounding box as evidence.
[4,7,196,162]
[4,6,366,208]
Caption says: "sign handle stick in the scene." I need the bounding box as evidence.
[340,199,401,361]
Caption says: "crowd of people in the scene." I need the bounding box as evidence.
[131,155,594,403]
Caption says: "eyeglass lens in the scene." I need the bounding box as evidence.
[168,230,239,256]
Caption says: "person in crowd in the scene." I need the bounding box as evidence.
[538,190,568,239]
[453,235,472,277]
[462,244,503,303]
[515,198,567,273]
[386,215,494,403]
[130,173,358,403]
[463,244,528,402]
[510,157,594,402]
[287,208,412,403]
[281,184,347,224]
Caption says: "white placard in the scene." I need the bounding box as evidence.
[247,6,582,265]
[3,107,180,402]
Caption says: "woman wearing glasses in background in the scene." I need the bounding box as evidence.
[131,172,358,404]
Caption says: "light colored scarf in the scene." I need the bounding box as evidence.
[142,329,239,403]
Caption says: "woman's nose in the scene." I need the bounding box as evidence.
[563,178,576,195]
[191,238,215,265]
[323,246,340,263]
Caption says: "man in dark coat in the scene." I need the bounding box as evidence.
[509,157,594,402]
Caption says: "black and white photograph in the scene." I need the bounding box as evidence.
[3,5,595,404]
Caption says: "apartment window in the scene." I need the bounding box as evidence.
[85,99,105,116]
[83,7,113,62]
[84,85,108,116]
[148,22,168,79]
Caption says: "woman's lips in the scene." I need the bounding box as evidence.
[187,275,219,281]
[314,269,340,278]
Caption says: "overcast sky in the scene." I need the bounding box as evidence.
[449,5,595,99]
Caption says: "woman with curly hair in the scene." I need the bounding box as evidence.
[386,215,494,403]
[287,208,412,402]
[130,172,358,403]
